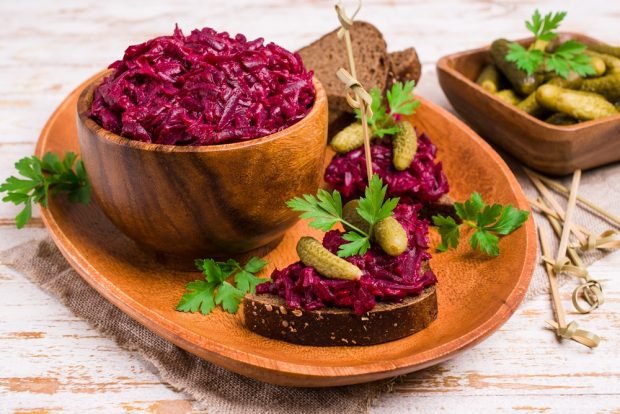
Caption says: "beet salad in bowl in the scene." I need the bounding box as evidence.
[76,25,328,259]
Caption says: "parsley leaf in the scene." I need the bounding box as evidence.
[486,205,530,235]
[177,256,269,315]
[453,192,485,222]
[215,282,245,314]
[357,175,399,228]
[354,81,421,138]
[338,231,370,258]
[234,257,268,293]
[287,175,398,258]
[470,229,500,257]
[505,10,593,79]
[525,10,566,41]
[549,40,597,78]
[287,190,343,232]
[0,152,91,228]
[432,193,529,256]
[432,215,460,252]
[506,44,545,76]
[176,280,217,314]
[386,81,421,117]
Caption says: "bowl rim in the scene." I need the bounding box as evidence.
[436,31,620,133]
[77,70,326,153]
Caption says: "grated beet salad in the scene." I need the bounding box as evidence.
[324,130,449,202]
[256,203,437,315]
[89,26,315,145]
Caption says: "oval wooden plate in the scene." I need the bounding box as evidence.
[36,74,537,387]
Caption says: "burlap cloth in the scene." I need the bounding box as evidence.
[1,161,618,412]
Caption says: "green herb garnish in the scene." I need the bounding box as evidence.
[505,10,595,79]
[176,256,268,315]
[432,193,529,256]
[355,81,421,137]
[287,174,398,258]
[0,152,91,228]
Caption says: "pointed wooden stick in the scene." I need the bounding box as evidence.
[528,198,592,237]
[525,167,620,228]
[555,170,581,266]
[539,226,566,329]
[525,170,589,247]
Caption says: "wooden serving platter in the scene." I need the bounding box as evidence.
[36,74,537,387]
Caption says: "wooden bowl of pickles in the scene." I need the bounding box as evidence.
[437,11,620,175]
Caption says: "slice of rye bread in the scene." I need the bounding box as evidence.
[297,21,390,119]
[387,47,422,87]
[243,260,437,346]
[243,286,436,346]
[297,22,422,137]
[420,194,459,222]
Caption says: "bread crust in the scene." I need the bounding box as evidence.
[243,285,437,346]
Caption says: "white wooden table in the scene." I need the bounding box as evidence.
[1,1,619,412]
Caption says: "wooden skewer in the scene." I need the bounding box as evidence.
[538,198,584,269]
[529,198,592,238]
[539,225,566,329]
[335,1,373,181]
[525,170,589,247]
[525,167,620,228]
[555,170,582,266]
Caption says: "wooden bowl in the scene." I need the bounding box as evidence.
[76,72,327,258]
[40,74,536,386]
[437,32,620,176]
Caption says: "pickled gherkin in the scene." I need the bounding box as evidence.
[296,237,362,280]
[579,73,620,103]
[373,217,408,256]
[491,39,544,95]
[517,91,547,118]
[476,64,500,93]
[536,84,618,121]
[546,113,578,126]
[586,50,620,74]
[343,200,408,257]
[588,43,620,60]
[330,122,366,153]
[392,120,417,171]
[588,55,607,76]
[546,76,583,89]
[495,89,521,105]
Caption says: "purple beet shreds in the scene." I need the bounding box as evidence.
[256,202,437,315]
[89,26,315,145]
[324,131,449,202]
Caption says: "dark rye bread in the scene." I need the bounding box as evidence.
[243,286,436,346]
[243,259,437,347]
[297,22,422,137]
[387,47,422,87]
[420,194,458,221]
[297,21,390,119]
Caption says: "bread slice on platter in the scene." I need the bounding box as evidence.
[420,194,458,221]
[243,257,438,347]
[387,47,422,87]
[297,21,422,137]
[243,286,436,346]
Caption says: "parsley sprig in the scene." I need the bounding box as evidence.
[355,81,421,137]
[176,257,268,315]
[432,193,529,256]
[287,175,398,258]
[505,10,595,79]
[0,152,91,228]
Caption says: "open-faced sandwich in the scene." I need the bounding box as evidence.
[243,78,451,346]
